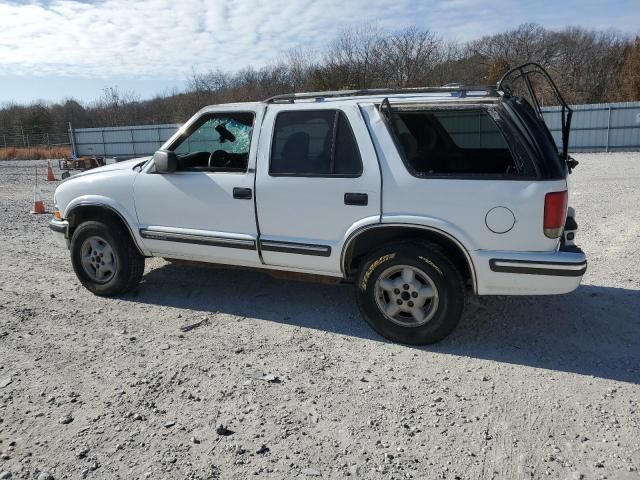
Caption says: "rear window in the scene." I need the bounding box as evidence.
[391,109,517,176]
[505,97,567,179]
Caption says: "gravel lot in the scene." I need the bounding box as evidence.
[1,153,639,480]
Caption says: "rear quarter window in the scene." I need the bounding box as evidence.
[392,108,518,177]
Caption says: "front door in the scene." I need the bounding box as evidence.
[255,104,381,274]
[133,106,264,267]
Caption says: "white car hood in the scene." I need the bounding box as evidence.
[64,157,151,181]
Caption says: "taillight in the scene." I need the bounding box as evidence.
[543,190,568,238]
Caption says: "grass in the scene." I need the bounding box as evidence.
[0,146,72,161]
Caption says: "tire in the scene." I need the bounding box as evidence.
[356,241,465,345]
[70,220,145,296]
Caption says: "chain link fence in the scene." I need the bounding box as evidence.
[0,126,71,148]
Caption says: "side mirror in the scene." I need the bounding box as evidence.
[153,149,177,173]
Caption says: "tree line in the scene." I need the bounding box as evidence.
[1,23,639,148]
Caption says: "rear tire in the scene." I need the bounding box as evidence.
[356,241,465,345]
[70,220,144,296]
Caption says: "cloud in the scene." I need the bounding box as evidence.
[0,0,638,82]
[0,0,407,79]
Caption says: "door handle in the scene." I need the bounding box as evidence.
[344,192,368,206]
[233,187,252,200]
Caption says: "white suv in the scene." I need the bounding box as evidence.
[50,64,586,344]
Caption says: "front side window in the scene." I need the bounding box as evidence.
[171,112,254,172]
[391,108,517,176]
[270,110,362,177]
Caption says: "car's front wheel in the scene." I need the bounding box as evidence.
[70,220,144,296]
[356,241,465,345]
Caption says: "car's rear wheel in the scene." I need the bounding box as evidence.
[70,220,144,296]
[356,241,465,345]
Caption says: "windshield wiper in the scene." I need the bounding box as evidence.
[133,159,148,172]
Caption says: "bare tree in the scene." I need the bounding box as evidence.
[285,48,315,92]
[1,22,635,140]
[94,86,141,126]
[188,68,230,93]
[378,27,442,87]
[617,36,640,101]
[322,26,385,89]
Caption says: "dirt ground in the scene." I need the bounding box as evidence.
[0,154,639,480]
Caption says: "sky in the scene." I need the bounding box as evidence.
[0,0,639,105]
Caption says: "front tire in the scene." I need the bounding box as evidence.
[70,220,144,296]
[356,241,465,345]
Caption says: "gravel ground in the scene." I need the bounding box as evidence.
[0,154,639,480]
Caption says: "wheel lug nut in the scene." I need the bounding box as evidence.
[403,284,409,290]
[408,301,414,307]
[394,288,400,294]
[396,299,402,305]
[412,292,418,298]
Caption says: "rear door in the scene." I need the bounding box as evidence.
[255,103,381,274]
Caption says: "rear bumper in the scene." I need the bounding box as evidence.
[49,218,69,248]
[473,246,587,295]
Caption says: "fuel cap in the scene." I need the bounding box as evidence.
[485,206,515,234]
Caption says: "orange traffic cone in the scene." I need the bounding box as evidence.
[31,186,46,214]
[46,160,58,181]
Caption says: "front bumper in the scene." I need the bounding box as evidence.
[49,218,69,248]
[473,246,587,295]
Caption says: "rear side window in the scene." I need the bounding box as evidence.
[270,110,362,177]
[392,109,517,176]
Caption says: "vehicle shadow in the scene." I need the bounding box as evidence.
[125,261,640,384]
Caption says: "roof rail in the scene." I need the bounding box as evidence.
[263,85,498,103]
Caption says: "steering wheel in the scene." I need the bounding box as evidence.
[208,150,232,168]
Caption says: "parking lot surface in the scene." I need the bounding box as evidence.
[1,153,639,479]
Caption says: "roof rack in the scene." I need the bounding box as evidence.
[263,85,498,103]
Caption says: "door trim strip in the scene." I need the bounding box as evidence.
[139,229,256,250]
[259,240,332,257]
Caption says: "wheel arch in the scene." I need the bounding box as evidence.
[341,224,477,293]
[66,202,147,256]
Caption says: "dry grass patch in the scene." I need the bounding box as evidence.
[0,146,71,161]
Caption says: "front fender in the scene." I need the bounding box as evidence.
[64,196,150,256]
